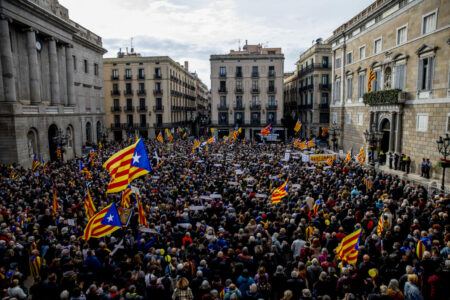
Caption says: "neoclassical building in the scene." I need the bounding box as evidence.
[0,0,106,166]
[329,0,449,181]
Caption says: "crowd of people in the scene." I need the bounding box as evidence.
[0,137,449,300]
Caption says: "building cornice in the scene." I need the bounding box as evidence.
[210,54,284,61]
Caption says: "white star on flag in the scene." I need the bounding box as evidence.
[107,214,114,222]
[132,153,141,164]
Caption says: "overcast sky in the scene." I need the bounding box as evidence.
[60,0,374,87]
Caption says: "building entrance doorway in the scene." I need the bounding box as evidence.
[380,118,390,153]
[48,124,58,161]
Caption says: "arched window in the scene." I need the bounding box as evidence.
[27,128,39,158]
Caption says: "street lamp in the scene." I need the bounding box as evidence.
[364,124,383,167]
[329,122,340,152]
[100,125,108,142]
[52,128,68,160]
[436,133,450,192]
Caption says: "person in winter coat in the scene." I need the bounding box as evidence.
[404,275,423,300]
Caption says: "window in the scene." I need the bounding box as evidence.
[127,115,133,126]
[114,115,120,125]
[235,112,244,125]
[321,93,329,104]
[335,57,341,69]
[358,74,366,99]
[397,25,407,45]
[138,68,145,79]
[140,114,146,126]
[310,92,314,105]
[374,70,381,91]
[322,56,329,68]
[219,66,226,77]
[332,112,337,124]
[138,82,145,92]
[252,66,259,76]
[268,95,275,106]
[346,112,351,125]
[394,64,406,89]
[156,114,163,125]
[112,69,118,79]
[126,83,132,93]
[422,11,437,34]
[236,96,243,107]
[268,66,275,76]
[84,59,88,73]
[319,113,329,124]
[125,69,132,79]
[346,77,353,100]
[155,67,161,77]
[220,96,227,107]
[236,66,242,77]
[73,55,77,70]
[251,112,260,124]
[112,83,119,92]
[347,52,353,64]
[374,38,382,54]
[358,113,363,126]
[359,46,366,60]
[267,112,276,124]
[94,63,98,76]
[139,98,145,109]
[219,81,226,92]
[418,57,434,90]
[126,98,132,108]
[252,80,258,90]
[236,80,242,89]
[447,113,450,133]
[252,96,259,106]
[113,99,120,108]
[322,74,329,85]
[416,113,428,132]
[219,112,228,124]
[334,81,341,101]
[155,82,161,91]
[156,98,162,108]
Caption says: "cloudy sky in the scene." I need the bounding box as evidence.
[60,0,373,87]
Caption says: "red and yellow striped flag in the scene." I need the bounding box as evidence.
[103,139,151,193]
[368,68,375,93]
[336,228,362,261]
[52,183,59,215]
[157,132,164,144]
[82,202,122,241]
[377,214,384,237]
[120,185,132,208]
[294,119,302,132]
[136,192,148,228]
[271,179,289,204]
[84,186,96,219]
[29,254,41,277]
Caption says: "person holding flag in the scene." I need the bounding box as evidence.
[135,192,148,228]
[336,228,362,265]
[31,154,40,171]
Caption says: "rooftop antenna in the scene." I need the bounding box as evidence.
[130,37,134,53]
[238,39,240,51]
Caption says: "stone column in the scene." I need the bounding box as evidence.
[65,45,75,106]
[0,16,16,102]
[395,112,403,153]
[26,28,41,104]
[369,111,374,129]
[389,112,396,152]
[374,112,380,130]
[48,38,60,105]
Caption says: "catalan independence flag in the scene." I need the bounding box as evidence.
[157,131,164,144]
[294,119,302,132]
[377,214,384,237]
[344,148,353,163]
[299,141,308,150]
[121,185,132,208]
[29,254,42,277]
[31,154,40,171]
[336,228,362,262]
[103,139,151,193]
[207,136,216,144]
[84,186,96,219]
[416,237,432,260]
[313,199,323,216]
[271,179,288,204]
[165,128,173,143]
[307,139,316,148]
[193,139,201,149]
[82,202,122,241]
[261,124,272,136]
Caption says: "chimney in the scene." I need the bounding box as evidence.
[184,61,189,71]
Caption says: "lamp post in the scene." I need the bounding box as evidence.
[364,124,383,167]
[436,133,450,192]
[329,122,340,152]
[52,128,68,161]
[100,125,108,143]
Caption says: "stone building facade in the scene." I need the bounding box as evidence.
[0,0,106,167]
[103,53,209,141]
[210,43,285,141]
[283,41,332,138]
[329,0,450,182]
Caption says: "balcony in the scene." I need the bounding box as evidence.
[218,87,227,93]
[268,71,275,77]
[153,105,164,112]
[235,88,243,94]
[319,83,330,90]
[234,103,245,110]
[267,87,276,93]
[217,104,228,110]
[219,73,226,78]
[137,89,146,96]
[299,86,307,92]
[266,101,278,110]
[319,103,329,109]
[110,106,122,112]
[110,123,123,130]
[153,89,163,95]
[123,106,135,112]
[307,84,314,90]
[111,90,120,96]
[154,73,162,79]
[363,89,405,106]
[218,120,228,125]
[172,105,183,111]
[250,104,261,110]
[124,75,132,80]
[299,63,331,76]
[153,122,169,128]
[124,89,133,96]
[251,72,259,78]
[251,88,260,94]
[135,123,149,129]
[251,119,261,125]
[111,75,119,80]
[137,105,148,111]
[235,72,243,78]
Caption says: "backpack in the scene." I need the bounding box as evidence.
[257,278,271,294]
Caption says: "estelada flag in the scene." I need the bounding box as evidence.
[271,179,288,204]
[84,186,96,219]
[336,228,362,261]
[82,202,122,241]
[103,139,151,193]
[294,119,302,132]
[157,132,164,144]
[52,183,59,214]
[261,124,272,136]
[207,136,216,144]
